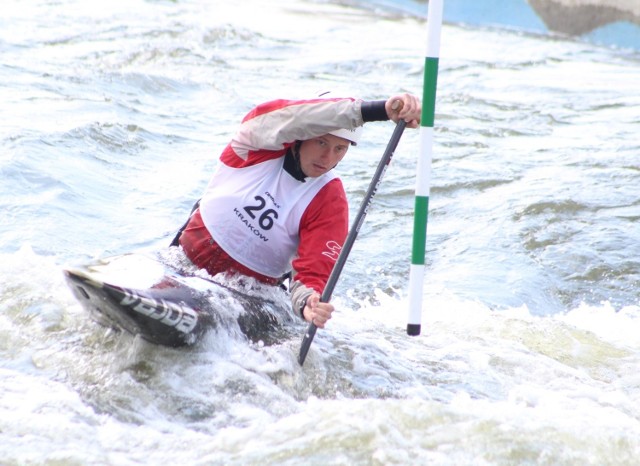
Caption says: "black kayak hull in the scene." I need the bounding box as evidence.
[64,253,294,347]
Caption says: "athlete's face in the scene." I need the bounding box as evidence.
[298,134,351,178]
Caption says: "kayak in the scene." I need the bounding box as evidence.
[63,251,295,347]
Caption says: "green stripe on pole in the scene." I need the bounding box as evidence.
[411,195,429,263]
[422,57,439,128]
[407,0,443,336]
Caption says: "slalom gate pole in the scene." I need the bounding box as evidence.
[298,120,407,366]
[407,0,443,336]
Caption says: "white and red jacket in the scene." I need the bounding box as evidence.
[180,97,388,316]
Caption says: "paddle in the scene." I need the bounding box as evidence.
[297,119,407,366]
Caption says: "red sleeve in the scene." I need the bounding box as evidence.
[291,178,349,294]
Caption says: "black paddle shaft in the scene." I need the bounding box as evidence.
[298,120,407,366]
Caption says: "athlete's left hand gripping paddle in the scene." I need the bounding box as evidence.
[298,119,407,366]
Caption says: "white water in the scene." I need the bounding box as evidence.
[1,0,639,464]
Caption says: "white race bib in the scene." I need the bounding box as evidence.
[199,158,336,277]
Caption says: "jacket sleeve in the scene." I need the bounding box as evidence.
[228,98,364,161]
[289,178,349,317]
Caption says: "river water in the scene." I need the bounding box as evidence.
[1,0,639,464]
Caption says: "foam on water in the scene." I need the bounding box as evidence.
[1,244,640,463]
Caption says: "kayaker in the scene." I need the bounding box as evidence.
[174,92,421,329]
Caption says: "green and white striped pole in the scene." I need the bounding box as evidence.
[407,0,443,336]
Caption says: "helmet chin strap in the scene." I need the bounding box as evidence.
[286,140,307,181]
[294,140,303,172]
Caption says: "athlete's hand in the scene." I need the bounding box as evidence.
[302,292,334,329]
[385,93,421,128]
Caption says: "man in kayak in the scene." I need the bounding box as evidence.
[175,92,421,329]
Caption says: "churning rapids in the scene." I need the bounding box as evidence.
[1,0,639,464]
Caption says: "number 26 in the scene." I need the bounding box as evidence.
[243,196,279,230]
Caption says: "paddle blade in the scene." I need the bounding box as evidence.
[297,322,318,366]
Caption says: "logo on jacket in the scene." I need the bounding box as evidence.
[322,240,342,261]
